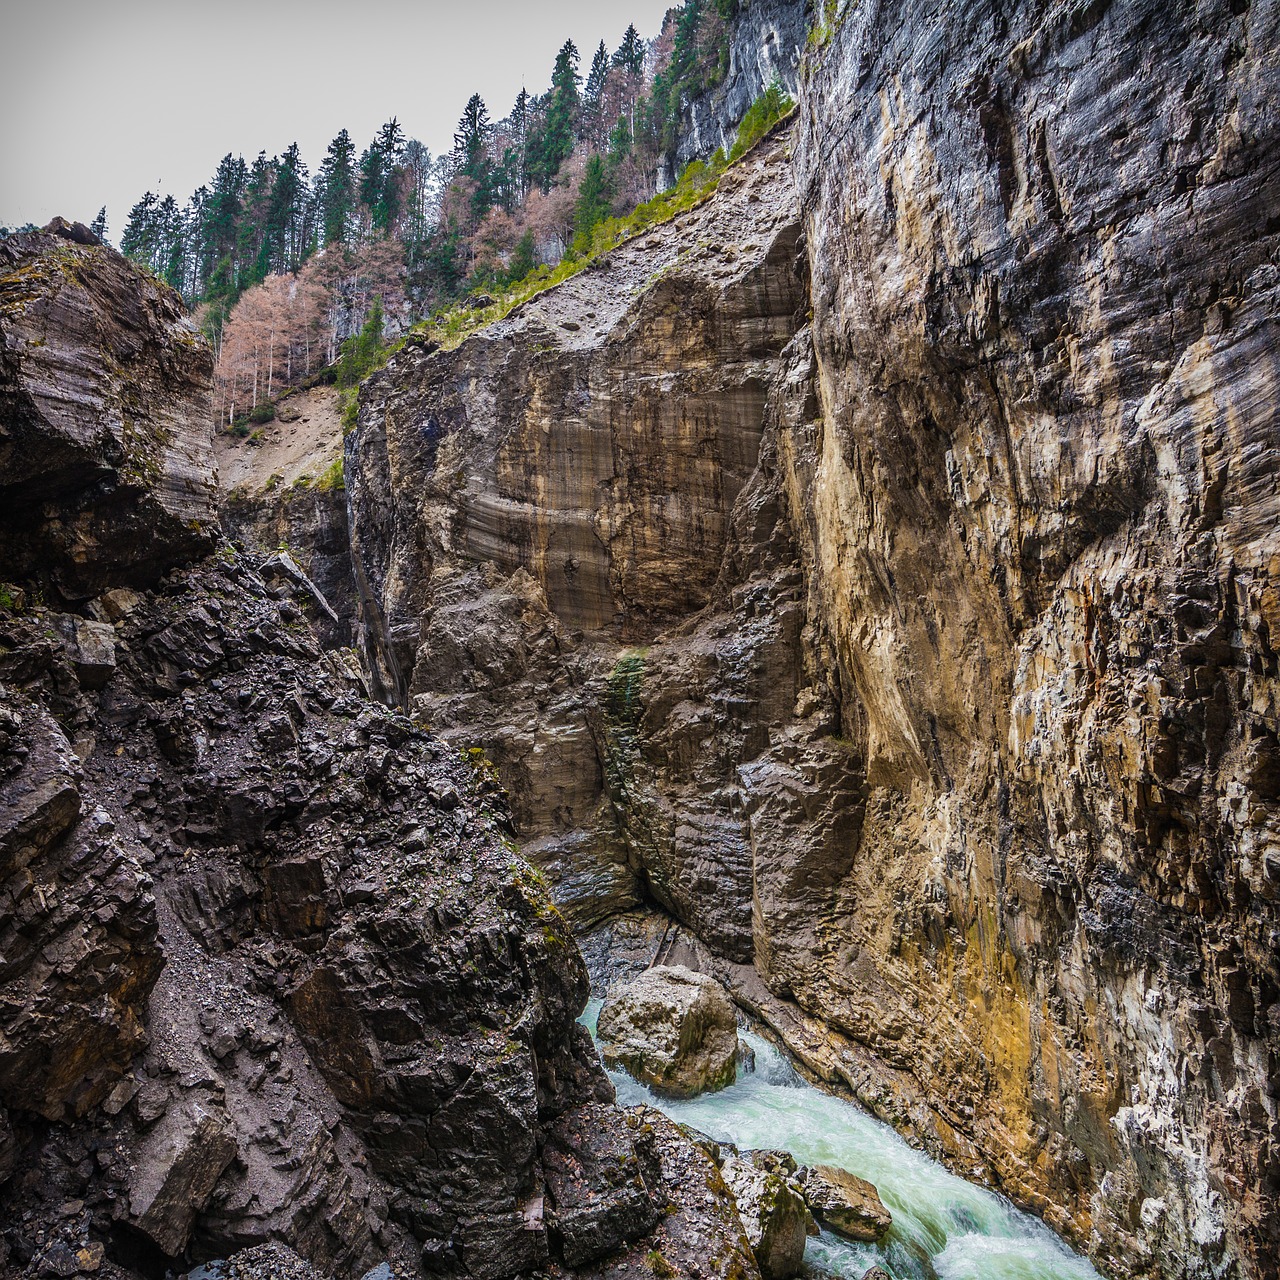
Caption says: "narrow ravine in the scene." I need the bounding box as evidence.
[584,1002,1101,1280]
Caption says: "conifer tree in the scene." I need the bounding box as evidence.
[90,207,108,243]
[360,119,406,233]
[528,39,580,191]
[202,154,248,290]
[572,153,612,251]
[583,41,611,146]
[265,142,309,273]
[318,130,357,247]
[121,192,161,273]
[612,23,645,76]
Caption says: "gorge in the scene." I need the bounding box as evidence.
[2,1,1278,1279]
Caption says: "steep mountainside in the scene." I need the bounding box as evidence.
[346,2,1280,1277]
[0,228,758,1279]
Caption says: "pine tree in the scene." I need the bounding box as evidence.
[360,119,406,233]
[317,130,357,247]
[453,94,491,180]
[202,154,248,290]
[508,88,532,205]
[612,23,645,76]
[583,41,611,146]
[453,94,495,218]
[121,192,160,271]
[90,207,108,244]
[571,153,612,252]
[528,39,580,191]
[265,142,309,273]
[506,228,537,283]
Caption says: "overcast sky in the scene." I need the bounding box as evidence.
[0,0,676,236]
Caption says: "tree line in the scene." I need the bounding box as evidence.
[114,0,742,423]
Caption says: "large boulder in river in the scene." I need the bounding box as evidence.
[597,964,740,1097]
[799,1163,892,1242]
[0,220,218,602]
[720,1149,810,1279]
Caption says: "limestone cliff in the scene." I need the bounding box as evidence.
[346,2,1280,1275]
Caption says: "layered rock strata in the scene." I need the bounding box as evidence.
[0,222,218,602]
[346,133,807,942]
[347,2,1280,1273]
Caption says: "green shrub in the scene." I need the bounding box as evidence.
[340,390,360,433]
[248,402,275,424]
[729,78,795,163]
[316,456,344,492]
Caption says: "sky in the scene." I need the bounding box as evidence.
[0,0,676,236]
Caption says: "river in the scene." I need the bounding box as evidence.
[582,1000,1103,1280]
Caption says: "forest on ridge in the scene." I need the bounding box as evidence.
[105,0,786,428]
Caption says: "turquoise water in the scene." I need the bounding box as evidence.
[583,1000,1102,1280]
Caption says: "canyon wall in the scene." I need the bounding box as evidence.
[0,230,756,1279]
[789,1,1280,1275]
[348,2,1280,1275]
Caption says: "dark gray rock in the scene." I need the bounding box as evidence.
[0,230,218,602]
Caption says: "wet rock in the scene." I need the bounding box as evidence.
[719,1150,809,1280]
[797,1165,891,1243]
[597,966,740,1099]
[542,1101,663,1266]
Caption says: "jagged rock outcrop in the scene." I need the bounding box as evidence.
[347,1,1280,1274]
[0,231,752,1280]
[0,222,218,602]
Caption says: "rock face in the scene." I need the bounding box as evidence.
[797,1165,890,1244]
[346,134,806,939]
[0,222,218,601]
[786,2,1280,1276]
[659,0,810,186]
[597,966,740,1098]
[347,2,1280,1275]
[0,230,753,1280]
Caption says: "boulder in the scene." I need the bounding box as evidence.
[799,1163,892,1242]
[720,1150,810,1279]
[129,1111,239,1254]
[597,965,740,1098]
